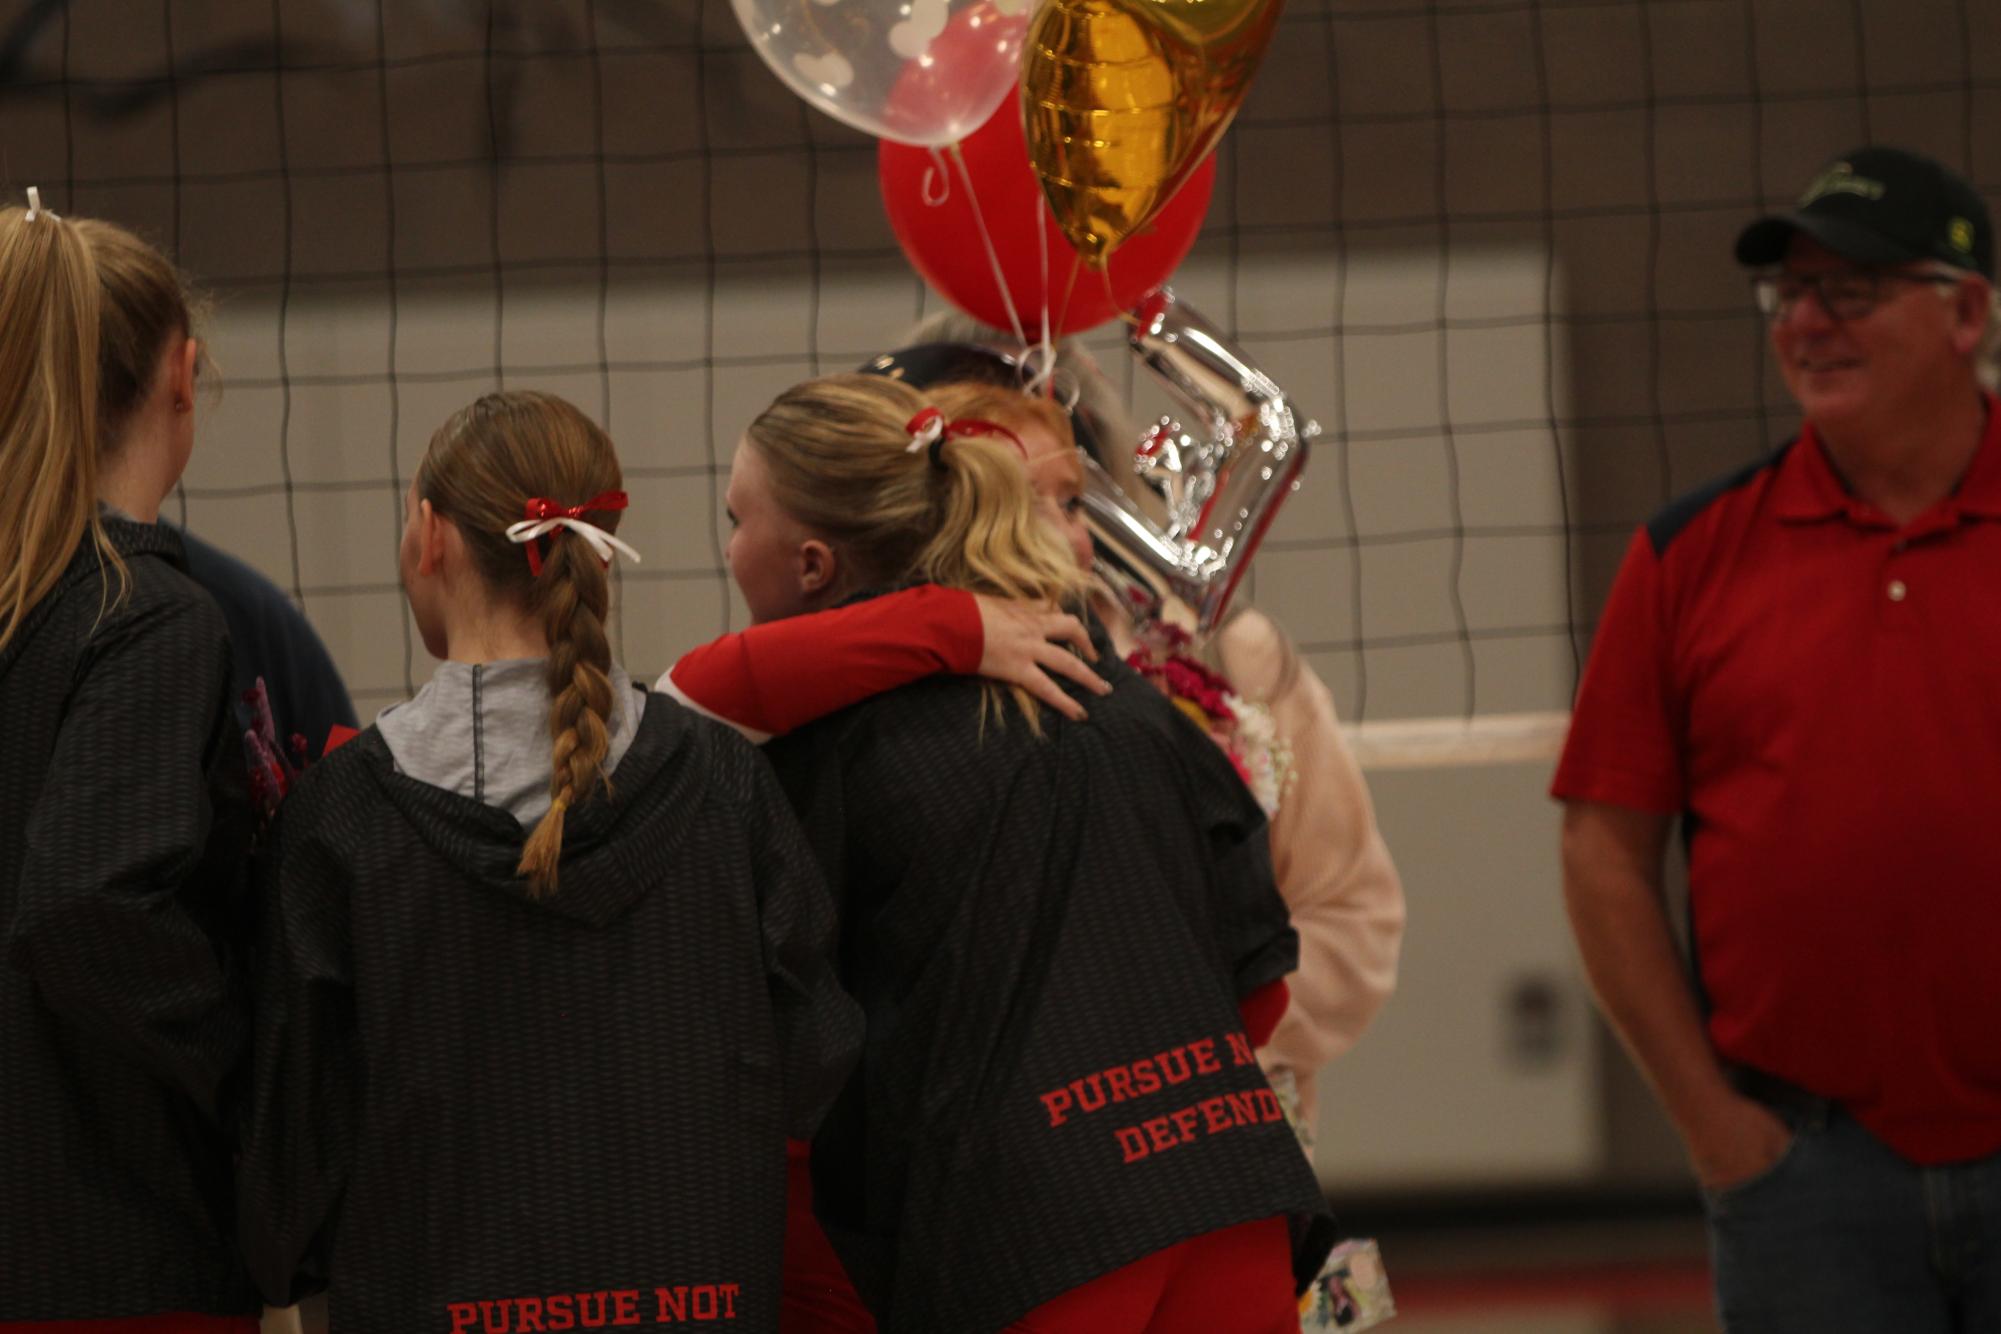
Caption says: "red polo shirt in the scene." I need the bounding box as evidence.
[1554,394,2001,1165]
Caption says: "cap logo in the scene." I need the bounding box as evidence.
[1799,162,1885,207]
[1948,217,1975,255]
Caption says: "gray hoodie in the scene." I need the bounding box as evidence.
[377,658,644,827]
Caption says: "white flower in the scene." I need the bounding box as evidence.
[1226,695,1292,816]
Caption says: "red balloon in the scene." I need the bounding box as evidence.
[879,100,1216,337]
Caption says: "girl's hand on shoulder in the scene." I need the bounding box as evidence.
[973,596,1111,722]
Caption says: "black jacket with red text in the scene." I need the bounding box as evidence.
[766,635,1337,1334]
[236,699,861,1333]
[0,518,258,1321]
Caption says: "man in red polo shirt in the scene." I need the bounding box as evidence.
[1555,145,2001,1333]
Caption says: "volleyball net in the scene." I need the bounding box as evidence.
[3,0,1992,767]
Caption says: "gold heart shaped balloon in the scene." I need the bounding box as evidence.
[1023,0,1283,265]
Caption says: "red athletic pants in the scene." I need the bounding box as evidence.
[784,980,1296,1333]
[1004,1214,1297,1334]
[783,1150,1296,1334]
[1,1319,259,1333]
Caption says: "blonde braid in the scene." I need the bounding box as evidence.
[516,529,615,896]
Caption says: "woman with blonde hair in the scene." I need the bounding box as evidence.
[796,340,1403,1141]
[737,373,1335,1334]
[922,371,1404,1158]
[888,320,1403,1142]
[0,193,260,1331]
[236,390,862,1331]
[876,366,1404,1332]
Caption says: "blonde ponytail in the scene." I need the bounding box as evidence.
[0,203,201,653]
[0,204,108,653]
[745,373,1088,730]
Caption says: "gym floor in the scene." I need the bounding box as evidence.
[265,1204,1718,1333]
[1366,1203,1715,1334]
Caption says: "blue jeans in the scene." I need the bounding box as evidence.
[1704,1093,2001,1333]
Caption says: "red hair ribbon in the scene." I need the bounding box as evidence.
[508,491,634,576]
[904,407,1026,467]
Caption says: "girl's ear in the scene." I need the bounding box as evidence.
[170,336,198,411]
[798,537,839,601]
[418,498,450,577]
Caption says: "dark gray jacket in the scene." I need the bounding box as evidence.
[237,698,861,1331]
[0,517,257,1320]
[767,618,1335,1334]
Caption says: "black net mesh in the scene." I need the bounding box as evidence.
[3,0,1995,723]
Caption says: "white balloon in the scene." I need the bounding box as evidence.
[731,0,1026,146]
[792,49,855,90]
[888,0,950,60]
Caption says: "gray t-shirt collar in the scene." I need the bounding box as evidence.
[378,658,645,828]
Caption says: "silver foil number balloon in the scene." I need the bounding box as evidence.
[1080,288,1315,631]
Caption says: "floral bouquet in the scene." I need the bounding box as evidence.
[1123,620,1293,815]
[1300,1238,1396,1330]
[1270,1023,1398,1329]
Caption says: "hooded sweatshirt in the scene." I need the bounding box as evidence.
[765,619,1336,1334]
[236,673,861,1333]
[376,657,644,827]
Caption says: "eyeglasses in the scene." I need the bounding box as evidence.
[1751,268,1964,322]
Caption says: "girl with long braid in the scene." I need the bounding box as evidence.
[236,391,863,1331]
[0,196,259,1331]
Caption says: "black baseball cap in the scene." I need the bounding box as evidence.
[1735,146,1993,279]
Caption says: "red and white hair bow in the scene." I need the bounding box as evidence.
[903,407,1025,461]
[505,491,642,576]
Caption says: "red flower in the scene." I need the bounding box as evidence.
[1126,641,1237,729]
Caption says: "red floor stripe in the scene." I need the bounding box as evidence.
[1391,1260,1712,1317]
